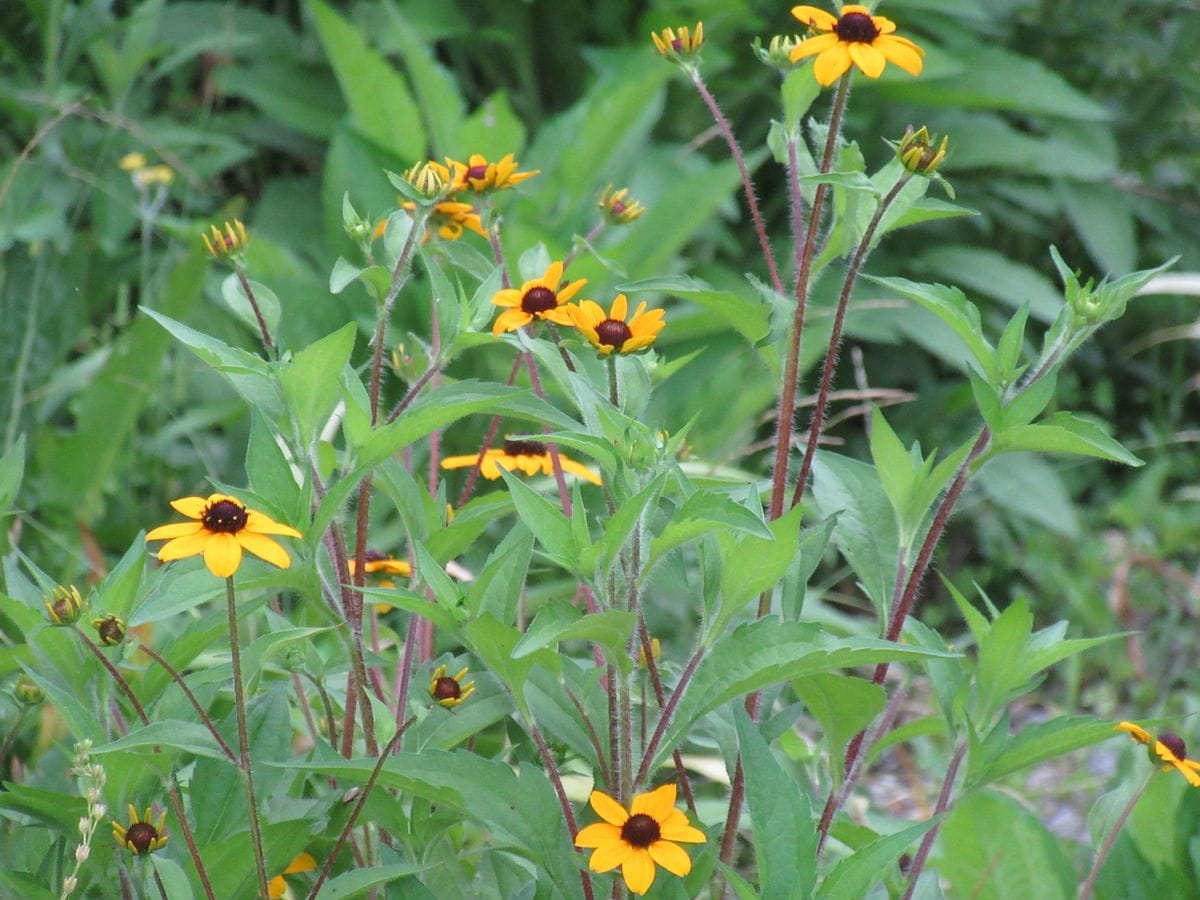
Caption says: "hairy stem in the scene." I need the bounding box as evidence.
[139,642,237,764]
[234,267,275,356]
[900,741,966,900]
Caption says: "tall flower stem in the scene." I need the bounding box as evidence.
[138,642,237,764]
[607,357,619,408]
[529,723,596,900]
[634,647,705,789]
[562,220,606,271]
[791,175,911,504]
[688,69,783,297]
[899,740,966,900]
[76,632,216,900]
[523,351,573,516]
[224,577,271,899]
[234,267,275,356]
[1079,771,1154,900]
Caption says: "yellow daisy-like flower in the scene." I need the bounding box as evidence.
[202,219,249,259]
[491,260,587,335]
[790,4,924,87]
[442,438,602,485]
[1116,722,1200,787]
[575,783,706,896]
[568,294,665,356]
[598,186,646,225]
[268,852,318,899]
[650,23,704,63]
[447,153,539,193]
[429,664,476,708]
[145,493,302,578]
[112,805,168,855]
[397,200,488,243]
[44,584,84,626]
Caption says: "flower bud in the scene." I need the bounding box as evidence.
[897,126,949,176]
[45,585,84,626]
[201,219,249,259]
[755,34,803,70]
[91,615,126,647]
[598,186,646,225]
[651,22,705,64]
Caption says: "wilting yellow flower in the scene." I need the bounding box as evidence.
[146,494,302,578]
[268,852,318,899]
[897,125,949,175]
[575,783,706,895]
[201,219,249,259]
[91,615,126,647]
[568,294,665,356]
[790,5,924,86]
[429,664,475,708]
[1117,722,1200,787]
[491,260,587,335]
[442,438,602,485]
[45,584,84,626]
[447,153,539,193]
[651,23,705,63]
[118,152,148,172]
[112,805,168,855]
[598,186,646,225]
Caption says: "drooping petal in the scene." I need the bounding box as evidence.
[848,41,886,78]
[203,533,243,577]
[575,821,623,849]
[813,43,853,86]
[589,790,631,827]
[877,35,924,75]
[540,307,576,327]
[632,783,677,820]
[621,849,657,895]
[1167,754,1200,787]
[587,837,635,873]
[169,497,208,518]
[789,32,839,61]
[648,839,693,877]
[872,15,897,35]
[237,531,292,569]
[156,531,211,562]
[146,521,203,541]
[493,308,533,335]
[791,5,838,30]
[245,510,302,537]
[1116,722,1151,745]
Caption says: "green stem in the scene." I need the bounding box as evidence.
[234,267,274,356]
[225,577,271,899]
[607,357,619,408]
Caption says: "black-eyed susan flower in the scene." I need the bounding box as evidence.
[790,5,924,87]
[598,186,646,225]
[448,153,539,193]
[442,438,602,485]
[897,125,949,176]
[45,584,84,626]
[91,615,126,647]
[651,23,704,64]
[575,783,706,896]
[490,260,587,335]
[429,664,475,708]
[268,852,317,899]
[1116,722,1200,787]
[202,219,249,259]
[568,294,665,356]
[112,805,168,855]
[145,494,302,578]
[349,550,413,613]
[402,200,487,242]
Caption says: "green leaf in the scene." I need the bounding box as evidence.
[464,523,533,621]
[989,412,1143,467]
[734,707,817,900]
[1002,372,1057,429]
[649,488,775,569]
[279,322,356,446]
[361,586,462,637]
[512,600,635,662]
[220,272,281,339]
[464,614,557,716]
[782,67,821,130]
[1056,179,1136,275]
[307,0,426,159]
[868,275,996,375]
[497,467,582,572]
[380,5,464,156]
[793,674,885,780]
[321,864,434,898]
[815,818,938,900]
[91,720,233,762]
[619,275,770,345]
[245,413,302,521]
[969,716,1116,787]
[712,505,805,639]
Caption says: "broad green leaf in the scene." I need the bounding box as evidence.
[910,245,1062,324]
[815,818,938,900]
[711,505,805,640]
[512,600,635,662]
[969,716,1115,787]
[321,864,434,898]
[649,487,774,569]
[619,275,770,345]
[361,586,462,637]
[868,275,995,376]
[465,523,533,620]
[497,467,582,572]
[379,5,464,156]
[279,322,356,446]
[989,412,1143,467]
[92,720,232,763]
[464,614,558,715]
[793,674,885,780]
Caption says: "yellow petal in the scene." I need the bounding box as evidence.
[586,835,634,872]
[491,288,522,308]
[848,41,886,78]
[877,35,924,76]
[203,533,243,577]
[789,31,839,61]
[813,43,852,86]
[791,5,838,30]
[609,293,628,321]
[267,875,287,899]
[245,510,302,537]
[493,308,532,335]
[542,261,564,287]
[632,783,677,821]
[146,521,203,541]
[576,822,621,848]
[540,307,575,327]
[659,818,707,843]
[557,277,588,304]
[156,531,210,563]
[1169,756,1200,787]
[441,451,489,470]
[872,15,897,35]
[169,497,208,519]
[1116,722,1151,745]
[621,849,656,895]
[237,531,292,569]
[589,790,630,827]
[648,839,693,877]
[559,456,602,486]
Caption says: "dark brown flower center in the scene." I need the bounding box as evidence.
[433,676,461,701]
[596,319,633,349]
[466,164,488,181]
[126,822,159,854]
[521,286,559,314]
[1160,732,1187,759]
[201,499,248,534]
[364,549,387,563]
[503,439,547,457]
[836,11,879,42]
[620,813,661,848]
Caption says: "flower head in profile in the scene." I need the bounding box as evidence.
[790,5,924,86]
[448,153,539,193]
[442,438,602,485]
[575,783,706,895]
[598,186,646,225]
[146,494,302,578]
[202,219,249,260]
[45,585,84,626]
[897,125,949,176]
[637,637,661,668]
[118,153,148,172]
[568,294,665,356]
[429,664,475,708]
[1117,722,1200,787]
[651,23,704,64]
[112,805,168,855]
[491,260,587,335]
[268,852,318,899]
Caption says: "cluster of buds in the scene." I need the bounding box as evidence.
[118,152,174,190]
[896,126,949,176]
[61,741,108,898]
[201,219,250,260]
[651,23,705,65]
[598,185,646,225]
[45,584,84,626]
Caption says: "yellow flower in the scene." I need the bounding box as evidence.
[442,438,602,485]
[598,186,646,225]
[568,294,665,356]
[429,664,475,708]
[92,615,126,647]
[133,164,174,188]
[118,152,148,172]
[575,783,706,895]
[398,199,488,242]
[790,4,924,86]
[491,260,587,335]
[201,219,249,259]
[651,23,705,63]
[44,584,84,626]
[112,805,168,855]
[447,153,539,193]
[1117,722,1200,787]
[896,125,949,176]
[402,160,450,199]
[348,550,413,613]
[268,852,318,899]
[146,494,302,578]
